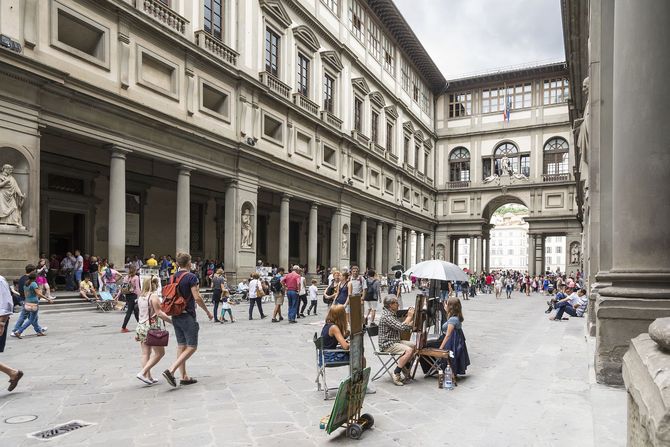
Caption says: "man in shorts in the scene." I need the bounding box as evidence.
[271,267,285,322]
[378,296,415,386]
[163,252,213,387]
[0,275,23,391]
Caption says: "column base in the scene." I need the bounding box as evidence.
[596,277,670,385]
[588,279,611,337]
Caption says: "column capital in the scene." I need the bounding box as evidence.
[281,193,292,202]
[360,215,367,222]
[178,164,195,175]
[105,144,132,158]
[310,201,319,210]
[224,178,238,188]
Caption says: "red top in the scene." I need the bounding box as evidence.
[485,275,493,285]
[282,271,301,291]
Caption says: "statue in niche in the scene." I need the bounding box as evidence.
[576,77,591,165]
[570,242,581,265]
[341,226,349,257]
[396,236,401,262]
[240,207,253,248]
[436,245,445,261]
[0,164,25,228]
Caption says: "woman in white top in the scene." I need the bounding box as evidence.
[135,276,172,385]
[247,272,266,320]
[298,268,308,318]
[494,275,503,299]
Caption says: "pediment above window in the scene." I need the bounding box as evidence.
[403,121,415,134]
[384,105,398,120]
[351,77,370,95]
[415,130,425,141]
[369,91,385,108]
[320,50,343,72]
[293,25,320,52]
[260,0,292,29]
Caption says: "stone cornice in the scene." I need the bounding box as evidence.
[447,62,569,91]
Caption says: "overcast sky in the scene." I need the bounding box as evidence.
[393,0,565,79]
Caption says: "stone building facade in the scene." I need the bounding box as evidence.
[562,0,670,393]
[0,0,581,286]
[0,0,445,281]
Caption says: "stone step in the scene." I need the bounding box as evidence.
[40,306,97,315]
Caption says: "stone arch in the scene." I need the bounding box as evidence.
[481,194,528,222]
[0,145,33,230]
[240,201,255,250]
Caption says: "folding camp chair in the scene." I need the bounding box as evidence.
[313,332,350,400]
[366,325,401,382]
[96,291,115,312]
[411,347,451,379]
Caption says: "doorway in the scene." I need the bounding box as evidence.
[49,210,85,255]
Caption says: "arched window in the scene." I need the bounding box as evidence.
[493,142,529,176]
[449,147,470,181]
[543,137,569,174]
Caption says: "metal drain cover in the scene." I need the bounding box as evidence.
[5,415,38,424]
[28,420,95,440]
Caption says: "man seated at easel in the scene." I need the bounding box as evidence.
[378,295,415,386]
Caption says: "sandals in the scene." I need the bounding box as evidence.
[8,370,23,392]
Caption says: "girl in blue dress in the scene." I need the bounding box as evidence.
[438,297,470,384]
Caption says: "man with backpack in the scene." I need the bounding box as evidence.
[162,253,213,387]
[364,269,381,326]
[270,267,285,323]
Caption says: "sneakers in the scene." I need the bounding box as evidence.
[162,369,177,387]
[392,373,405,386]
[279,316,284,321]
[120,328,130,333]
[136,373,152,385]
[271,318,278,323]
[401,367,412,382]
[41,327,47,333]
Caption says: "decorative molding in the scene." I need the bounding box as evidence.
[414,130,425,141]
[351,77,370,95]
[403,121,416,134]
[293,25,320,52]
[259,0,292,29]
[320,50,343,72]
[369,91,385,108]
[384,105,398,120]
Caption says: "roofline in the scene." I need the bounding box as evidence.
[367,0,447,94]
[446,61,568,91]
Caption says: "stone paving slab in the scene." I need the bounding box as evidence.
[0,291,625,446]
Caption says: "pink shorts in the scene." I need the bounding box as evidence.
[36,276,47,285]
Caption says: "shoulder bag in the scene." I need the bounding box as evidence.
[145,293,169,347]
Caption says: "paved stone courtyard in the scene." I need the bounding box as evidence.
[0,291,625,446]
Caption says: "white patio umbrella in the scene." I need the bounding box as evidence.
[404,260,469,282]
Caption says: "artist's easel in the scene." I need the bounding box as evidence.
[325,295,374,439]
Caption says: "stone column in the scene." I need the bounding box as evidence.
[468,236,475,272]
[405,230,411,268]
[596,0,670,385]
[528,234,536,277]
[476,235,483,273]
[358,217,367,269]
[453,237,459,265]
[330,209,340,269]
[224,180,238,276]
[175,166,191,255]
[446,236,452,262]
[375,221,383,274]
[279,194,290,269]
[415,232,422,264]
[108,146,129,268]
[387,225,397,266]
[485,237,491,272]
[308,202,318,274]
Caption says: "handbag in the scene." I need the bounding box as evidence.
[24,302,38,312]
[255,280,265,298]
[144,293,169,347]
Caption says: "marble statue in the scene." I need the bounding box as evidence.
[576,77,590,164]
[241,207,253,248]
[396,236,401,262]
[501,155,511,176]
[436,245,445,261]
[341,226,349,257]
[0,164,25,227]
[570,242,581,265]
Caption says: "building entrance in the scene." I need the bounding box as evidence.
[48,210,85,256]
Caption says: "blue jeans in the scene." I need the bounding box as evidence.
[12,308,27,332]
[554,301,578,319]
[287,290,299,321]
[75,270,83,283]
[17,310,43,334]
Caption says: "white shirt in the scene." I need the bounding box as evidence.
[299,276,307,295]
[309,284,318,301]
[248,279,261,298]
[494,278,502,288]
[0,276,14,316]
[567,292,581,307]
[75,255,84,271]
[237,282,248,291]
